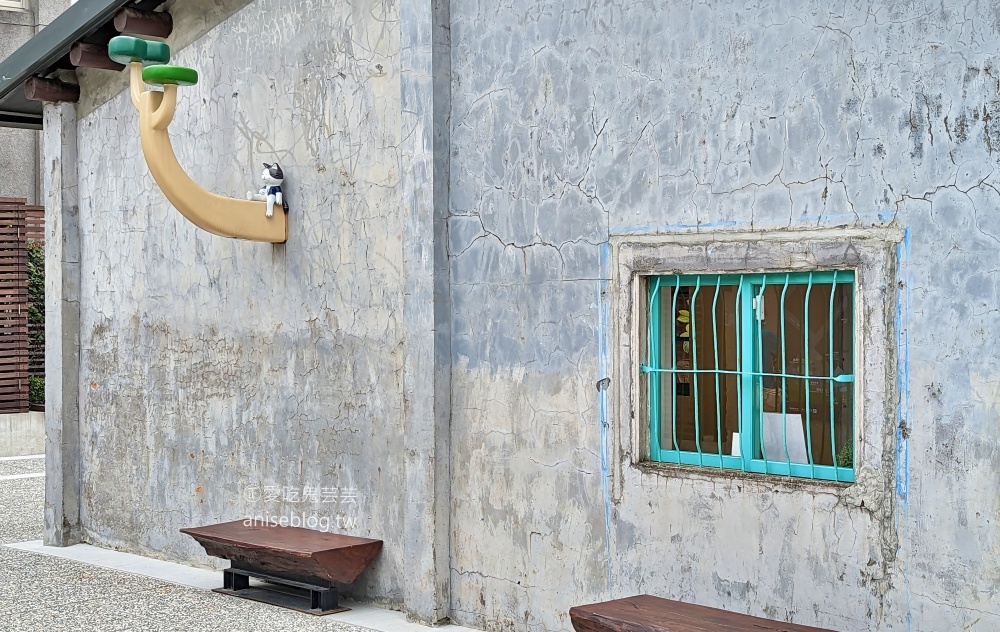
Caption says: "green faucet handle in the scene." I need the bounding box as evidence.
[108,36,170,65]
[142,65,199,87]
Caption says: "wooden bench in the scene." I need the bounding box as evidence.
[570,594,836,632]
[181,520,382,615]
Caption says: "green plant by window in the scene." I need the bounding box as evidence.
[836,442,853,468]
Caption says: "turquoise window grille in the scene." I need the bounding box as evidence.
[642,271,856,482]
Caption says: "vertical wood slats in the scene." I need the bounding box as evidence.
[0,197,39,413]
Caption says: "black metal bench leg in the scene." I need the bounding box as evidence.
[310,586,339,612]
[214,565,344,615]
[224,568,249,591]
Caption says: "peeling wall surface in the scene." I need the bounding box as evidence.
[57,0,1000,630]
[72,0,414,606]
[448,0,1000,630]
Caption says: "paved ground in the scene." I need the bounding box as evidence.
[0,458,47,477]
[0,458,45,545]
[0,457,387,632]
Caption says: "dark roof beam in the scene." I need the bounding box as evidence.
[0,0,137,102]
[114,7,172,38]
[70,42,125,71]
[0,0,169,130]
[24,77,80,103]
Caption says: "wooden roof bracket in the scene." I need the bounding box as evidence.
[113,37,288,244]
[24,76,80,103]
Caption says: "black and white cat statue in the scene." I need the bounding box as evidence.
[246,163,289,217]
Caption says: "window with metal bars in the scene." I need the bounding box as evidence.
[642,271,856,482]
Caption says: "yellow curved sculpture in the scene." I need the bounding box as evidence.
[116,39,287,243]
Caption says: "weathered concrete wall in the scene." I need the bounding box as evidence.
[449,1,1000,630]
[61,0,1000,627]
[44,100,81,547]
[71,0,426,608]
[0,412,45,457]
[0,4,37,203]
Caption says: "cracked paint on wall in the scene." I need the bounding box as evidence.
[449,1,1000,630]
[74,0,410,606]
[61,0,1000,629]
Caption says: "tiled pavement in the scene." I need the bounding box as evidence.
[0,457,468,632]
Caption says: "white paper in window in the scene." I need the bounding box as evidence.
[762,413,809,464]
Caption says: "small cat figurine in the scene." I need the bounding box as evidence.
[246,163,289,217]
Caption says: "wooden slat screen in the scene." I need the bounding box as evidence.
[25,207,44,245]
[0,197,30,413]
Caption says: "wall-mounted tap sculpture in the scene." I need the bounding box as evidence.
[109,36,288,244]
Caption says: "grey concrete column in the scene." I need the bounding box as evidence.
[400,0,452,622]
[43,101,81,547]
[429,0,453,617]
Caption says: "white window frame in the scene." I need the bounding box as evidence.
[0,0,27,11]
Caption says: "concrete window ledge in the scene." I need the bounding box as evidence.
[609,227,904,500]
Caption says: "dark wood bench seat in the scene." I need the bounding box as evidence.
[570,594,836,632]
[181,520,382,615]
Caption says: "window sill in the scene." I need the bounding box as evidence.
[635,460,853,494]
